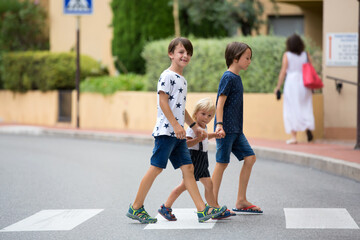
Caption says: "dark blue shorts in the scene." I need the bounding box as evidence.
[151,136,193,169]
[216,133,255,163]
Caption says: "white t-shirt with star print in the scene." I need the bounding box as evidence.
[152,69,187,137]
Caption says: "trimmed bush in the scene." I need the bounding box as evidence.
[1,51,106,92]
[111,0,174,74]
[81,74,146,95]
[142,36,322,93]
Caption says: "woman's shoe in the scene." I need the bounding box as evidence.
[286,139,297,144]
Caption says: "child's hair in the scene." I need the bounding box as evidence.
[192,98,216,120]
[286,34,305,55]
[225,42,252,68]
[168,37,193,56]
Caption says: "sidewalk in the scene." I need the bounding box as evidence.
[0,123,359,182]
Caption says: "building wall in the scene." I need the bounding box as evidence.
[0,90,324,142]
[0,91,58,125]
[49,0,116,75]
[323,0,358,139]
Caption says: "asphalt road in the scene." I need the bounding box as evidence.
[0,134,359,240]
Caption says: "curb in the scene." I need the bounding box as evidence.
[1,126,359,182]
[253,146,360,182]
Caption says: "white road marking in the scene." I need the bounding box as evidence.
[284,208,359,229]
[0,209,104,232]
[144,208,216,230]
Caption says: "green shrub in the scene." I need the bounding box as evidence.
[81,74,146,95]
[1,51,106,92]
[111,0,174,74]
[142,36,322,93]
[0,0,48,51]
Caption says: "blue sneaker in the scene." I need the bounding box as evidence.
[158,204,177,221]
[212,209,235,220]
[126,204,157,224]
[197,204,227,223]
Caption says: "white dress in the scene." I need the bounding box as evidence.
[283,51,315,134]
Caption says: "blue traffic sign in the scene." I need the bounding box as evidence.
[64,0,93,15]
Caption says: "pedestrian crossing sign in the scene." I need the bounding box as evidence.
[64,0,93,15]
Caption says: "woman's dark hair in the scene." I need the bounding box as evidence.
[168,37,193,56]
[225,42,252,68]
[286,34,305,55]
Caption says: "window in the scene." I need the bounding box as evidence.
[268,16,304,37]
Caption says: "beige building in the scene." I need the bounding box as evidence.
[30,1,360,140]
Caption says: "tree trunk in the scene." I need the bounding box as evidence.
[173,0,180,37]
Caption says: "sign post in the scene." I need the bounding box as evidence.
[64,0,93,128]
[356,0,360,150]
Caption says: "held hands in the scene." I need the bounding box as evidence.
[215,124,226,138]
[193,125,207,140]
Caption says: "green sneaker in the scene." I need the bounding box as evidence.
[126,204,157,224]
[197,204,227,223]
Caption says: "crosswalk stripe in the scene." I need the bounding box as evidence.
[0,209,104,232]
[284,208,359,229]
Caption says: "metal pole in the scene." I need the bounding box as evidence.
[356,0,360,149]
[76,16,80,129]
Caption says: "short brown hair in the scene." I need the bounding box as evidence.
[286,34,305,55]
[225,42,252,68]
[168,37,193,56]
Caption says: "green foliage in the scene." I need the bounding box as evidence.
[81,74,146,95]
[227,0,264,35]
[0,0,48,51]
[178,0,228,37]
[0,0,22,13]
[142,36,322,93]
[111,0,174,74]
[0,0,49,89]
[178,0,278,36]
[1,51,106,92]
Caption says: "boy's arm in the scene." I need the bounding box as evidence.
[186,136,202,148]
[215,94,227,138]
[159,91,186,139]
[184,109,207,139]
[207,132,218,140]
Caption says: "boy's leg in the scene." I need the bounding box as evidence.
[158,180,186,221]
[235,155,261,211]
[164,180,186,208]
[180,164,227,222]
[133,165,163,209]
[199,177,219,208]
[211,162,228,204]
[232,134,262,212]
[180,164,205,211]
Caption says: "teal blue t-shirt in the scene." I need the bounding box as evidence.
[215,71,243,133]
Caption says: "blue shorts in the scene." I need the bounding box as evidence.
[151,136,193,169]
[216,133,255,163]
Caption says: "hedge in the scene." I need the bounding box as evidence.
[1,51,106,92]
[142,36,322,93]
[81,74,146,95]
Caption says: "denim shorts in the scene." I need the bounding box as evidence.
[216,133,255,163]
[151,135,193,169]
